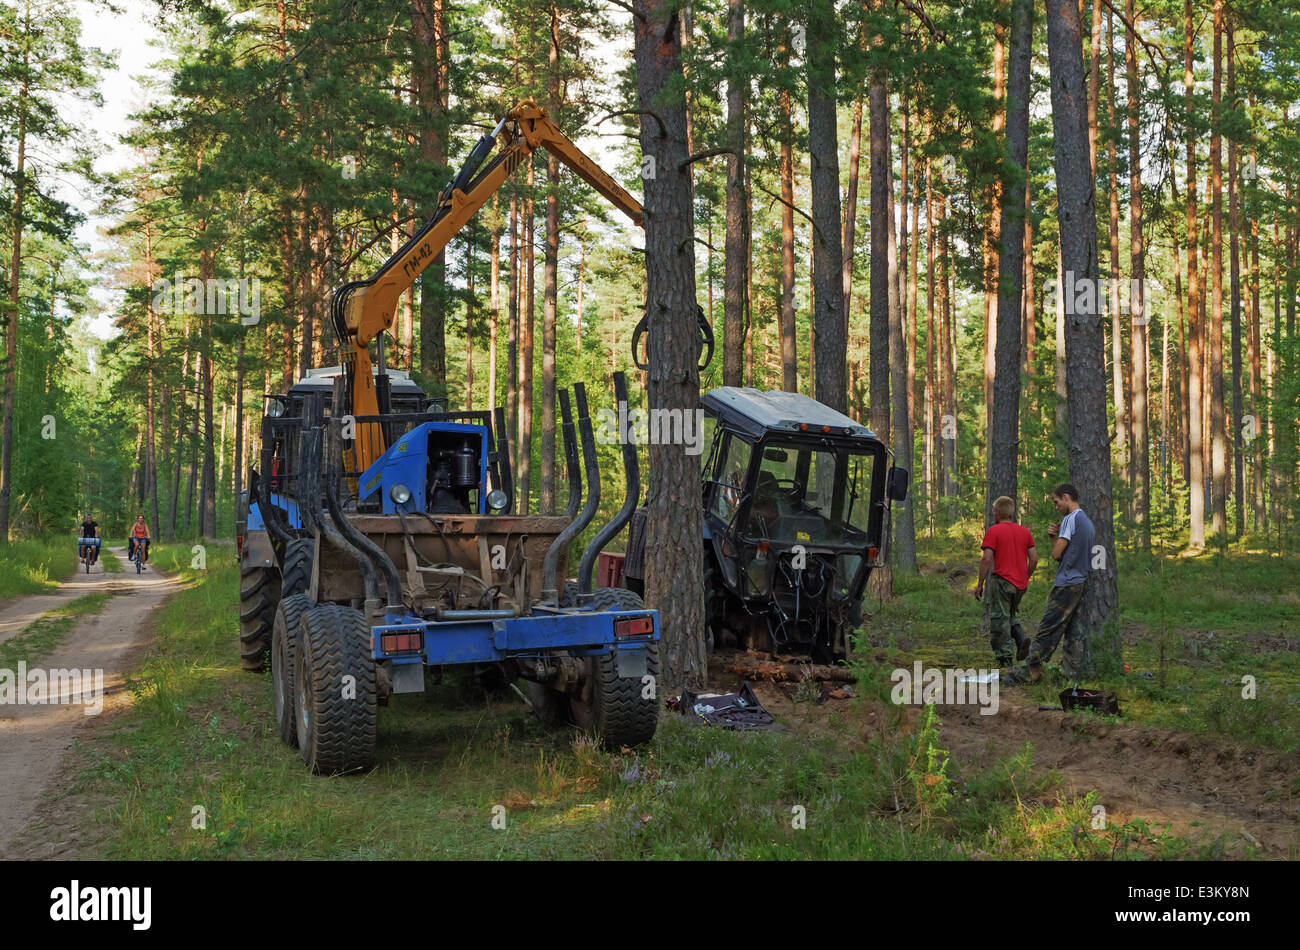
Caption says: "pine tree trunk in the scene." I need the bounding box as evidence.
[939,193,957,516]
[988,0,1033,521]
[200,249,217,539]
[843,92,864,316]
[519,161,535,514]
[868,78,890,442]
[145,224,161,540]
[1125,0,1149,550]
[542,108,560,514]
[467,228,476,412]
[1227,19,1243,538]
[633,0,706,690]
[722,0,746,388]
[984,16,1006,447]
[780,82,797,393]
[1209,0,1228,538]
[1105,9,1129,499]
[507,193,519,480]
[414,0,447,390]
[887,139,917,574]
[1185,0,1206,549]
[1248,122,1265,531]
[489,196,500,413]
[924,158,936,535]
[809,0,847,414]
[0,29,29,541]
[1045,0,1118,670]
[906,110,920,434]
[1055,246,1067,454]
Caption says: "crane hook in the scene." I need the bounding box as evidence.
[631,304,714,372]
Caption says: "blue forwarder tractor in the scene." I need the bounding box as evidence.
[239,101,658,773]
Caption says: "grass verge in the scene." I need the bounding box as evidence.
[0,537,77,599]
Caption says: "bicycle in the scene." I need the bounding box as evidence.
[79,537,100,574]
[129,539,148,574]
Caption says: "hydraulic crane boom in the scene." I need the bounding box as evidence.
[330,99,644,471]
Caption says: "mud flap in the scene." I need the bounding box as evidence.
[614,646,648,680]
[392,661,425,694]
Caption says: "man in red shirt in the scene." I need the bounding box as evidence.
[974,496,1038,666]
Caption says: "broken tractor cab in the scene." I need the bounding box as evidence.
[626,387,908,665]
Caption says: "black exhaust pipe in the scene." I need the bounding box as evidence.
[493,405,514,514]
[559,389,582,519]
[578,371,638,599]
[302,426,381,610]
[540,383,600,604]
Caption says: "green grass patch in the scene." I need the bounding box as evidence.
[887,530,1300,754]
[0,592,115,668]
[0,537,77,598]
[65,553,1200,860]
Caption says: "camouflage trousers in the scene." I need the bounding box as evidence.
[986,575,1028,666]
[1027,581,1089,679]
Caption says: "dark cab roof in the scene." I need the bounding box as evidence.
[702,387,881,442]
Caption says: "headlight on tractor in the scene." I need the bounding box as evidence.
[390,483,412,506]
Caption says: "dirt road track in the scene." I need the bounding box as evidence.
[0,547,182,858]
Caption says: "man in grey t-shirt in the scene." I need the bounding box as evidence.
[1005,483,1094,684]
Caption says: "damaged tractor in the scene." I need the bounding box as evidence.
[625,387,908,665]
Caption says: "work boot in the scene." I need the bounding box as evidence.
[1000,665,1029,687]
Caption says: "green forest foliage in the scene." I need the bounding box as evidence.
[1,0,1299,561]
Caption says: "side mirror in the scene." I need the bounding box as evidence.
[887,466,910,502]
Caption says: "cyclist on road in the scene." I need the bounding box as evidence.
[127,515,151,565]
[78,513,99,564]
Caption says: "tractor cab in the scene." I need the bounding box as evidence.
[698,387,908,662]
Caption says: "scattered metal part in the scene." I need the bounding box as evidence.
[679,682,780,731]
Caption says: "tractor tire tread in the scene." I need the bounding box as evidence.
[298,603,377,774]
[587,587,659,749]
[272,592,314,746]
[239,564,280,672]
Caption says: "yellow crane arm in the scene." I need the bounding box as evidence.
[334,100,643,471]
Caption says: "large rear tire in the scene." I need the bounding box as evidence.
[239,562,281,672]
[578,587,659,750]
[272,593,314,746]
[295,603,377,774]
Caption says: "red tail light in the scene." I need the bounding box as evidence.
[614,617,654,638]
[380,631,424,654]
[868,546,880,559]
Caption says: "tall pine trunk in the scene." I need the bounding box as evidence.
[1126,0,1150,550]
[1046,0,1118,672]
[722,0,747,388]
[1185,0,1206,549]
[633,0,705,690]
[809,0,847,414]
[988,0,1033,522]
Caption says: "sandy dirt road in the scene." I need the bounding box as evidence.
[0,547,182,858]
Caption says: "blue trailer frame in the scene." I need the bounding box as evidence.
[371,604,659,669]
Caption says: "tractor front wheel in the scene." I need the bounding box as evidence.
[239,562,280,672]
[280,538,314,598]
